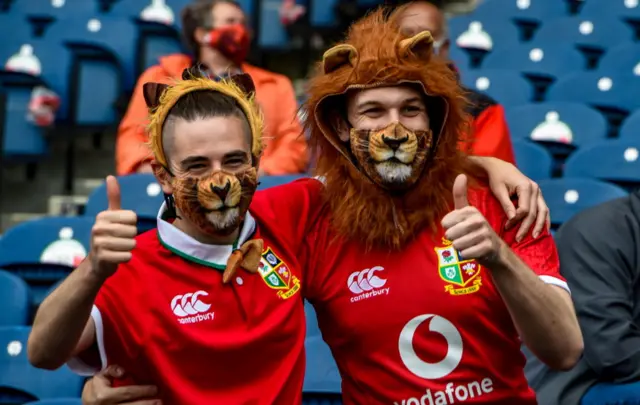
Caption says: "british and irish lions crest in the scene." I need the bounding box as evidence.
[257,247,301,300]
[435,238,482,296]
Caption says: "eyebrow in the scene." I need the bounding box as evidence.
[357,97,423,110]
[180,156,208,167]
[224,150,250,159]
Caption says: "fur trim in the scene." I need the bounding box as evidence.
[304,7,475,250]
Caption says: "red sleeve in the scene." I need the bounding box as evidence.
[92,264,145,369]
[251,177,324,252]
[67,263,144,375]
[471,187,568,291]
[471,104,516,164]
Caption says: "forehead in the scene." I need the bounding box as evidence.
[349,86,424,107]
[170,115,250,159]
[398,3,443,37]
[211,2,245,22]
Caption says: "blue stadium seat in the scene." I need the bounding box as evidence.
[599,42,640,77]
[258,0,289,49]
[450,16,521,51]
[473,0,568,25]
[0,86,48,159]
[310,0,339,27]
[461,69,533,105]
[539,178,628,228]
[257,175,307,190]
[619,109,640,139]
[0,15,34,41]
[534,16,634,52]
[84,174,164,232]
[504,102,608,147]
[7,0,100,19]
[0,270,31,326]
[304,336,342,404]
[305,300,320,338]
[25,400,82,405]
[512,140,553,181]
[483,43,585,81]
[449,45,471,70]
[137,22,183,72]
[1,40,74,122]
[0,216,92,303]
[579,0,640,21]
[46,16,138,90]
[546,72,640,119]
[564,140,640,189]
[0,326,84,403]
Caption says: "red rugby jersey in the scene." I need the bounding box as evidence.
[68,179,324,405]
[303,186,567,405]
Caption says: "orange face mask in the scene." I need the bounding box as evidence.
[170,167,259,236]
[203,24,251,65]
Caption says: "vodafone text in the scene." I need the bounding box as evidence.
[394,378,494,405]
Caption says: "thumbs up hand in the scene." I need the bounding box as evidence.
[441,175,504,267]
[89,176,138,280]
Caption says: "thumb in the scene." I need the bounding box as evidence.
[452,174,469,210]
[106,175,122,211]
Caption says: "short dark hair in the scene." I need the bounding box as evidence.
[180,0,243,58]
[162,90,252,161]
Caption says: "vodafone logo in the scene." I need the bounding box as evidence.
[399,314,462,379]
[347,266,390,302]
[170,291,214,324]
[396,314,495,404]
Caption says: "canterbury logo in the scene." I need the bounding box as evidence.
[171,291,212,317]
[348,266,387,294]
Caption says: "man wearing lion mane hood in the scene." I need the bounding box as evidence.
[298,5,582,404]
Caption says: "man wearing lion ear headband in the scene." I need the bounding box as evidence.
[27,69,320,404]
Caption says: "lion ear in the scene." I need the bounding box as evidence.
[143,82,170,109]
[398,30,434,62]
[322,44,359,74]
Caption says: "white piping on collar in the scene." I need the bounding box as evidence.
[156,202,257,267]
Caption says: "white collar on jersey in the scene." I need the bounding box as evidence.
[155,202,257,270]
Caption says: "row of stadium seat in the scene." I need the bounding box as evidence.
[0,321,340,403]
[463,70,640,123]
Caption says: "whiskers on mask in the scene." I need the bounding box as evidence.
[349,122,433,191]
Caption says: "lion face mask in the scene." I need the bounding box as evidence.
[303,7,471,249]
[171,168,259,236]
[350,122,433,191]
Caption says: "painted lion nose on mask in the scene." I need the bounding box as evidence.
[210,182,231,202]
[382,135,409,151]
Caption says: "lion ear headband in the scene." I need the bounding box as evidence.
[142,68,258,110]
[143,67,264,171]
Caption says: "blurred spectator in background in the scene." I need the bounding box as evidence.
[116,0,307,176]
[397,1,515,163]
[525,193,640,405]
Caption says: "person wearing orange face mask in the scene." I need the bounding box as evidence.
[116,0,308,177]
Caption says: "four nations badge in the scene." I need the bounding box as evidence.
[434,238,483,296]
[257,247,301,300]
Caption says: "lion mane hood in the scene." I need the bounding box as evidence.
[304,7,473,250]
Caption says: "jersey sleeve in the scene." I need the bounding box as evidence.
[251,177,324,252]
[472,187,569,293]
[66,263,144,375]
